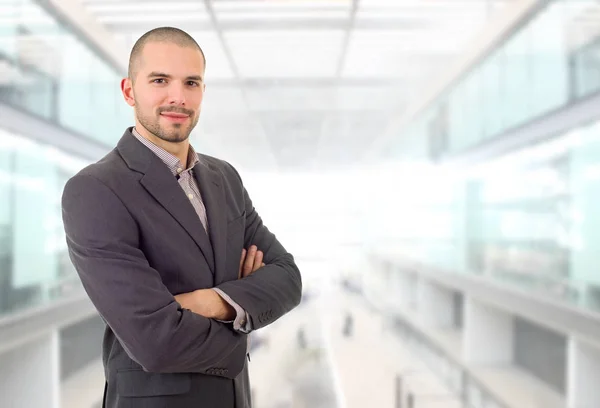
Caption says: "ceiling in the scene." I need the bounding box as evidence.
[79,0,517,172]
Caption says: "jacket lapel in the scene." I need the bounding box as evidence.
[193,159,228,285]
[117,129,215,273]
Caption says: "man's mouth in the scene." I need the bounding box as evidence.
[160,112,190,122]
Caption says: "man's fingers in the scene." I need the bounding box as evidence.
[239,246,265,279]
[243,245,257,277]
[253,250,263,272]
[238,248,247,279]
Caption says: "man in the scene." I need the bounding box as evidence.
[61,27,302,408]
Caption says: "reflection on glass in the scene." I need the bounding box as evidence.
[0,0,130,146]
[397,0,600,158]
[392,118,600,314]
[0,128,88,317]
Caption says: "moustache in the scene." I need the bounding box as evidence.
[158,107,194,116]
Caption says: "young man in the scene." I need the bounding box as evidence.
[61,27,302,408]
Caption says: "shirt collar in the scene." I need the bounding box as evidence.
[132,127,199,176]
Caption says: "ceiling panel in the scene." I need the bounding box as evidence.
[189,31,236,80]
[224,30,346,78]
[212,0,352,12]
[217,10,350,21]
[316,111,392,166]
[244,86,336,112]
[258,111,325,170]
[81,0,210,29]
[83,2,207,13]
[333,85,407,112]
[342,30,461,78]
[74,0,520,170]
[192,111,277,171]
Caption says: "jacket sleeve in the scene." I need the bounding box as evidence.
[62,173,246,377]
[213,165,303,331]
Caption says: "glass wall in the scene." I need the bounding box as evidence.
[384,117,600,313]
[0,127,89,317]
[0,0,131,147]
[398,0,600,159]
[376,0,600,313]
[0,0,134,317]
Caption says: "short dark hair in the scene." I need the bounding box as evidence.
[128,27,206,81]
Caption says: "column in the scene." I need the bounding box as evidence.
[0,331,60,408]
[463,296,514,364]
[567,337,600,408]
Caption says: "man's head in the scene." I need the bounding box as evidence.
[121,27,207,144]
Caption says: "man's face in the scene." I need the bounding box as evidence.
[124,41,205,143]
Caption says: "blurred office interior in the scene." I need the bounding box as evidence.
[2,0,600,407]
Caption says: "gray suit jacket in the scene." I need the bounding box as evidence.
[61,128,302,408]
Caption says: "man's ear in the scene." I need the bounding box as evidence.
[121,78,135,107]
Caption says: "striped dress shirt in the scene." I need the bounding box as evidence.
[132,128,251,333]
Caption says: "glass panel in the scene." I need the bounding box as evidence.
[419,0,599,160]
[568,121,600,310]
[471,158,571,297]
[529,0,569,116]
[448,82,466,153]
[0,127,89,317]
[0,0,128,146]
[502,23,531,130]
[0,0,19,58]
[464,67,483,148]
[480,49,504,139]
[57,33,93,134]
[566,0,600,99]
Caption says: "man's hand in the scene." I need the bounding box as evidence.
[175,246,265,320]
[175,288,235,320]
[239,245,265,279]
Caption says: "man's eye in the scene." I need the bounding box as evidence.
[153,78,166,84]
[187,81,199,87]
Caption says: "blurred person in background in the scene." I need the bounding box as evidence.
[61,27,302,408]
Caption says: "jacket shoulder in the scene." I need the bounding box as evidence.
[197,153,243,184]
[69,148,127,185]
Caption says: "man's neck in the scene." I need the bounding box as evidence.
[134,124,190,167]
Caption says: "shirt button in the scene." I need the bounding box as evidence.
[177,168,183,173]
[188,193,193,199]
[240,318,246,326]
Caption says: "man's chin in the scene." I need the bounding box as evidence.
[157,128,190,143]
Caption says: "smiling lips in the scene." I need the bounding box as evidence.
[161,112,190,123]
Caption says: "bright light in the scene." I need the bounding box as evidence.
[96,13,210,23]
[214,0,351,12]
[85,2,206,13]
[217,10,350,20]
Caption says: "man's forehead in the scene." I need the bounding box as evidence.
[142,41,201,56]
[138,44,205,72]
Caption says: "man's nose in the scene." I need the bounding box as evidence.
[168,83,186,105]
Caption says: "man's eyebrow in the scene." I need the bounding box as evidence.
[147,72,203,81]
[148,72,171,78]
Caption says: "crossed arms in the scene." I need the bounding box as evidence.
[174,245,265,322]
[61,173,302,378]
